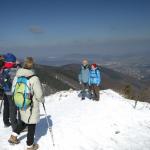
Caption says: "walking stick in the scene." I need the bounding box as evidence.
[42,103,55,147]
[0,92,4,114]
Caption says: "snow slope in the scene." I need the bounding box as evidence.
[0,89,150,150]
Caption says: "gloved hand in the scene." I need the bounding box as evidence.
[41,98,45,104]
[79,82,82,85]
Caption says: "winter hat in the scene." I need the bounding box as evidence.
[91,64,97,68]
[3,53,16,69]
[4,53,16,63]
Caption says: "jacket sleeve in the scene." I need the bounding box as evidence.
[10,68,17,82]
[96,70,101,85]
[11,76,17,93]
[78,68,82,82]
[32,77,44,103]
[78,73,81,82]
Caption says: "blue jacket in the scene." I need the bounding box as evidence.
[78,65,90,83]
[88,68,101,85]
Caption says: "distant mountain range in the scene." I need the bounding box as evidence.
[36,53,150,83]
[37,52,150,66]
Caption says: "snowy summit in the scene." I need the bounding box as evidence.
[0,89,150,150]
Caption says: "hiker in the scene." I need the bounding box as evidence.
[0,53,18,127]
[0,55,5,110]
[78,59,90,100]
[88,64,101,101]
[8,57,44,150]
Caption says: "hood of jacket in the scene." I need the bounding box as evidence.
[16,68,35,77]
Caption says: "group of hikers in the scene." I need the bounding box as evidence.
[0,53,43,150]
[79,59,101,101]
[0,53,101,150]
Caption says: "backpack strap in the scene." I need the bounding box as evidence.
[28,103,33,123]
[26,75,36,79]
[24,75,36,98]
[94,68,100,77]
[26,75,36,123]
[26,75,36,93]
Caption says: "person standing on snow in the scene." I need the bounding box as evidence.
[89,64,101,101]
[0,53,18,127]
[8,57,44,150]
[0,55,5,94]
[78,59,90,100]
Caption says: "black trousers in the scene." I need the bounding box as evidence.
[15,122,36,146]
[9,96,23,131]
[3,94,23,131]
[3,94,10,124]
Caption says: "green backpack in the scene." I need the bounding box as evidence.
[13,76,35,110]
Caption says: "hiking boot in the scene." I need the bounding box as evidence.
[4,122,11,128]
[27,144,39,150]
[95,98,99,101]
[93,97,99,101]
[8,135,20,144]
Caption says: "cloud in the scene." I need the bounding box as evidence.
[29,26,44,34]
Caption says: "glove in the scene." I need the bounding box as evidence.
[41,98,45,104]
[80,82,82,85]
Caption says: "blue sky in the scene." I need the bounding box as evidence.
[0,0,150,58]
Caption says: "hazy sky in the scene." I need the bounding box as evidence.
[0,0,150,58]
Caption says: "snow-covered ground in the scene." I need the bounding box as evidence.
[0,89,150,150]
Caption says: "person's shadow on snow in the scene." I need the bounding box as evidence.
[35,115,53,143]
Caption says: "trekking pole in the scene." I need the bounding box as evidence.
[42,103,55,147]
[0,99,3,114]
[0,92,4,114]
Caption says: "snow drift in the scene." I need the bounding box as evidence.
[0,89,150,150]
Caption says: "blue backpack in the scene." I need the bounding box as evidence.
[0,70,12,92]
